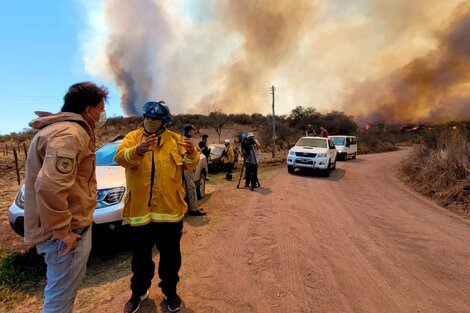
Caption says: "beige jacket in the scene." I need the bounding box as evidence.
[24,112,96,245]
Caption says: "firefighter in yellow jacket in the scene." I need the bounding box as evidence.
[221,139,235,180]
[115,101,199,313]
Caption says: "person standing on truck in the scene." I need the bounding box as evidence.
[319,126,329,137]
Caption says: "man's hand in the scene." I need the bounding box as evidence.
[59,232,81,256]
[137,134,159,155]
[178,138,195,154]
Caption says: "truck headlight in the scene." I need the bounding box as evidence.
[14,185,26,209]
[288,150,295,156]
[97,187,125,208]
[316,153,326,157]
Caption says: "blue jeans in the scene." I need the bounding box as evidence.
[36,227,92,313]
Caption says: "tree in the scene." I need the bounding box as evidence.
[208,111,228,143]
[323,111,357,135]
[288,106,319,128]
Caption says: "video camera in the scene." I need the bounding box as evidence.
[241,137,256,156]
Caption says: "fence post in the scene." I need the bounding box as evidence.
[23,142,28,160]
[13,148,21,185]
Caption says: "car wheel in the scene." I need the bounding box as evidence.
[331,159,336,170]
[196,172,206,199]
[352,153,357,159]
[323,161,331,177]
[288,165,295,174]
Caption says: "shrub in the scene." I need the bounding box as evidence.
[356,131,400,154]
[401,128,470,215]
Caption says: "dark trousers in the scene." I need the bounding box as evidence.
[224,162,232,180]
[130,221,183,299]
[244,163,258,187]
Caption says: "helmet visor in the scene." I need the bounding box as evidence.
[143,101,168,116]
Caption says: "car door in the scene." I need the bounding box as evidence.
[328,139,337,162]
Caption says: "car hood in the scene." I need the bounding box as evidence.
[290,146,328,154]
[96,166,126,189]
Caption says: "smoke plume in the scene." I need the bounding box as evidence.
[81,0,468,123]
[343,4,470,124]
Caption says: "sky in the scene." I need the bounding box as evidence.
[0,0,469,135]
[0,1,121,135]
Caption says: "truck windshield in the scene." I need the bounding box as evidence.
[331,137,345,146]
[295,138,327,148]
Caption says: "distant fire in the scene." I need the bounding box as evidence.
[343,5,470,124]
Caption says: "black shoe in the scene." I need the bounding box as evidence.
[164,294,182,312]
[188,208,207,216]
[124,291,149,313]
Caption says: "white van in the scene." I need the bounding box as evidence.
[328,135,357,161]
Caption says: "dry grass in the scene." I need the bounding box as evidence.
[401,129,470,216]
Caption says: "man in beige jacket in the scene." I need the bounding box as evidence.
[24,82,108,313]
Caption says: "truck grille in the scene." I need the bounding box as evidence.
[295,152,316,158]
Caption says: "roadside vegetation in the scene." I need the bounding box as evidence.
[400,125,470,216]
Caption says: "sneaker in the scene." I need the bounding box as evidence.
[188,208,207,216]
[164,294,182,312]
[123,291,149,313]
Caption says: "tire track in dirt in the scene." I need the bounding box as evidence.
[68,149,470,312]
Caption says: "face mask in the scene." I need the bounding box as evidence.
[144,119,163,134]
[95,110,107,128]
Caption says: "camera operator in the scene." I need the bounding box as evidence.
[242,132,261,191]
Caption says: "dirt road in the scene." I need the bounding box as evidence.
[11,148,470,312]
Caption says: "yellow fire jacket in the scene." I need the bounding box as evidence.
[114,128,199,226]
[221,145,235,164]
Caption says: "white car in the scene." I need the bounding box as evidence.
[8,138,208,237]
[329,135,357,161]
[286,136,337,176]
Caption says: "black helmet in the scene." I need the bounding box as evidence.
[143,101,172,125]
[184,124,196,133]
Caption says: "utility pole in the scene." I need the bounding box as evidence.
[271,85,276,158]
